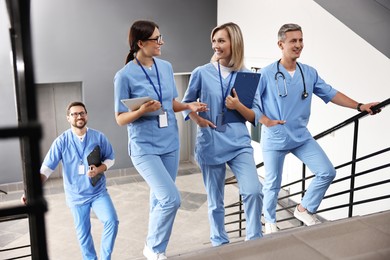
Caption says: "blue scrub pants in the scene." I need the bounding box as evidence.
[262,138,336,223]
[131,149,181,254]
[70,191,119,260]
[198,151,263,246]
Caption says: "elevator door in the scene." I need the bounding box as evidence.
[37,82,82,178]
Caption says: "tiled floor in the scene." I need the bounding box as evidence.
[3,161,389,260]
[0,161,246,260]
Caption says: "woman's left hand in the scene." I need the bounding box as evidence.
[225,88,240,110]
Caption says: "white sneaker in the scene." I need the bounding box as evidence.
[143,243,167,260]
[264,222,278,234]
[294,206,321,226]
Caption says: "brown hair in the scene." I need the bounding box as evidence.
[125,20,159,64]
[66,101,87,116]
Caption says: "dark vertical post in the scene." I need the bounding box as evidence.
[349,120,359,217]
[239,195,242,237]
[301,164,306,198]
[6,0,49,259]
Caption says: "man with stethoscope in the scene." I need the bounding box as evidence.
[258,23,381,234]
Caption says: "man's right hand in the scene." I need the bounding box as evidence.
[260,115,286,127]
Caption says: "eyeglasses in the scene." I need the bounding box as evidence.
[145,35,163,44]
[69,111,87,118]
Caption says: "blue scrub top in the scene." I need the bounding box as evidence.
[42,128,115,207]
[259,61,337,151]
[182,63,261,165]
[114,58,179,156]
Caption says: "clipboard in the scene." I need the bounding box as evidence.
[87,145,104,187]
[224,72,260,123]
[121,96,164,116]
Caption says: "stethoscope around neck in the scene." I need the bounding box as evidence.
[275,59,308,99]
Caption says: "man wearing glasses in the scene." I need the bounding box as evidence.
[22,101,119,260]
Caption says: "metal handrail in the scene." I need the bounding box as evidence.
[225,97,389,236]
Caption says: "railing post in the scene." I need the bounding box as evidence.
[301,164,306,199]
[239,195,242,237]
[349,120,359,217]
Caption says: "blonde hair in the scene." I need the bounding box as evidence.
[210,22,245,71]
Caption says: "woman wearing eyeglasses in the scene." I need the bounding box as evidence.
[113,20,206,260]
[181,22,263,246]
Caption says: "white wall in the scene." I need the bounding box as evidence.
[218,0,390,219]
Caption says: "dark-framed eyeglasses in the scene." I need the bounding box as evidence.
[70,111,87,118]
[145,35,163,44]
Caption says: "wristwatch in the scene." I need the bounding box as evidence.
[357,103,363,112]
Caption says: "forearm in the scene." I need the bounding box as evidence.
[173,99,190,113]
[330,92,359,109]
[330,91,380,114]
[115,111,143,126]
[188,111,202,123]
[235,103,255,123]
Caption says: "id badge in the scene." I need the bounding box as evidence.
[159,111,168,128]
[216,113,226,132]
[78,164,85,175]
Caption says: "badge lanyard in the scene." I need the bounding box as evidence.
[135,57,168,128]
[217,61,235,112]
[135,57,163,105]
[216,61,234,132]
[71,131,88,175]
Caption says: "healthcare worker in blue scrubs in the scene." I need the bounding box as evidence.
[22,101,119,260]
[113,20,207,260]
[259,23,381,234]
[181,22,263,246]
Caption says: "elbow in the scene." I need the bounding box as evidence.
[115,113,127,126]
[116,119,126,127]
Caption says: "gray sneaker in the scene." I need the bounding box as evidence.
[294,206,321,226]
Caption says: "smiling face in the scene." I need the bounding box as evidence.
[278,30,304,61]
[211,28,232,66]
[67,105,88,130]
[139,27,163,58]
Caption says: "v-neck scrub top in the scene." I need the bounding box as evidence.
[41,128,115,207]
[259,61,338,151]
[114,58,179,156]
[182,63,261,165]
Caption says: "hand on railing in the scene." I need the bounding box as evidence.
[359,102,382,115]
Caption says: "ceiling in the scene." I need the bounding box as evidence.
[314,0,390,58]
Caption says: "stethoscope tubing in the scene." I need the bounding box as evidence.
[275,59,308,99]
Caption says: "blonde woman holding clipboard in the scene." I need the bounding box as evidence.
[113,20,206,260]
[181,22,264,246]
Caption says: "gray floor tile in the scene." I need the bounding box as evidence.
[0,162,244,259]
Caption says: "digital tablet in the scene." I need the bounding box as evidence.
[121,97,163,116]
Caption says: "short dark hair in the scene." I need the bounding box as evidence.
[66,101,87,116]
[278,23,302,41]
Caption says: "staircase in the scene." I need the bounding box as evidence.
[171,210,390,259]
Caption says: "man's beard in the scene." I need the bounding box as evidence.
[73,119,86,129]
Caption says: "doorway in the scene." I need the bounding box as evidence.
[36,82,82,178]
